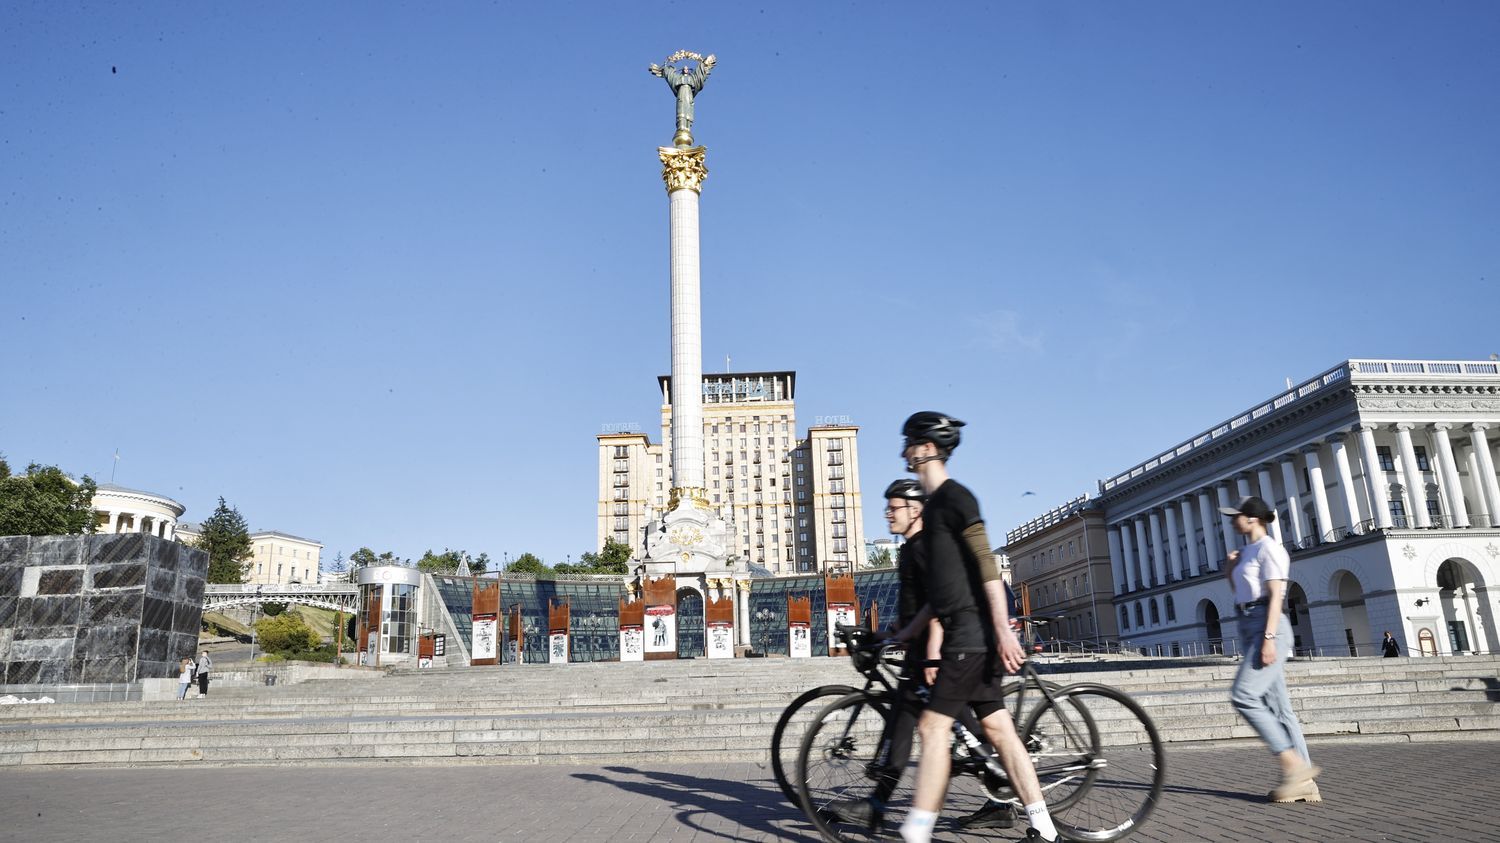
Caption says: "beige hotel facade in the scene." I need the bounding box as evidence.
[597,371,865,575]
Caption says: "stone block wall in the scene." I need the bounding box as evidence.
[0,533,209,684]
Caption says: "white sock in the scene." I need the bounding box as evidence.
[1024,801,1058,841]
[900,808,938,843]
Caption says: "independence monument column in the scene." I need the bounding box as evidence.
[639,51,743,625]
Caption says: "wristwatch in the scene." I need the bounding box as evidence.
[1263,632,1276,640]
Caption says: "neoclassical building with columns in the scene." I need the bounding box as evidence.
[92,484,185,540]
[1094,358,1500,659]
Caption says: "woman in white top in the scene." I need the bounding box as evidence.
[177,657,194,700]
[1220,495,1321,804]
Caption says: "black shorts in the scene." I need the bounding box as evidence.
[927,651,1006,720]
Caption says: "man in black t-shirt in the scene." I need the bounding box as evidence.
[895,412,1057,843]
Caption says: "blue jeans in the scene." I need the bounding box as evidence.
[1230,607,1309,761]
[178,682,190,700]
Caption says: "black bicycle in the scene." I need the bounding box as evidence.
[796,623,1165,842]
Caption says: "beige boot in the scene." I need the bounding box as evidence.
[1269,779,1322,803]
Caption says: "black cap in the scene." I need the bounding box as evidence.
[1218,495,1276,523]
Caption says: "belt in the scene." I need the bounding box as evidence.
[1236,599,1269,613]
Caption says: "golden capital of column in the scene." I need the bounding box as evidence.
[667,486,712,511]
[659,145,708,194]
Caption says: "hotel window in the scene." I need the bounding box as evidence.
[1414,446,1430,472]
[1426,499,1442,521]
[828,440,843,451]
[1377,446,1395,472]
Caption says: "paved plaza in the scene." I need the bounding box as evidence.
[1,739,1495,842]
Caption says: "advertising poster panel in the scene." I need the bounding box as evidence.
[827,602,857,655]
[620,624,645,661]
[548,632,568,664]
[706,621,734,659]
[789,621,812,658]
[471,613,498,661]
[645,605,677,655]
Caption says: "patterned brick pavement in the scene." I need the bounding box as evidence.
[2,739,1497,842]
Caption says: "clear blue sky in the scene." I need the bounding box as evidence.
[4,2,1497,569]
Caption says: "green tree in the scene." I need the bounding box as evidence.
[867,546,894,568]
[254,612,320,654]
[195,497,253,584]
[469,552,490,575]
[0,458,98,536]
[505,552,553,578]
[260,602,287,616]
[574,538,633,575]
[416,548,466,574]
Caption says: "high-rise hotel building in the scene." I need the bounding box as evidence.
[596,371,866,575]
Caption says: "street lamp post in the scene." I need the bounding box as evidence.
[753,607,773,657]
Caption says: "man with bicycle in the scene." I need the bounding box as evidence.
[822,479,1017,833]
[898,412,1058,843]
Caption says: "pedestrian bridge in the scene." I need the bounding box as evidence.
[203,583,358,613]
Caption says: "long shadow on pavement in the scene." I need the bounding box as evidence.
[572,765,822,843]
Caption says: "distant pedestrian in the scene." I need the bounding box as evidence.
[177,657,194,700]
[1220,495,1321,804]
[1382,632,1401,658]
[196,650,213,697]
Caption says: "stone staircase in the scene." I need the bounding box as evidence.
[0,654,1496,768]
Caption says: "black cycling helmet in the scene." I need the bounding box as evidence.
[902,411,965,452]
[882,479,926,501]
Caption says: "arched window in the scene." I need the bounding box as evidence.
[1134,603,1144,627]
[1165,594,1176,623]
[1149,599,1160,625]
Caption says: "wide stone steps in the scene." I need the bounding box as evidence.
[1,655,1496,767]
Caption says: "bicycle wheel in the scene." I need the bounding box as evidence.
[1021,683,1165,842]
[795,692,895,843]
[770,684,859,805]
[957,676,1065,804]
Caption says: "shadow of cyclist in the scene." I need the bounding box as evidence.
[570,765,821,843]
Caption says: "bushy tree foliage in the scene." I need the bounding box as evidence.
[559,538,633,575]
[0,458,98,536]
[505,552,553,578]
[255,612,320,654]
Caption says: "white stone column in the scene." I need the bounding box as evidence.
[1328,433,1364,533]
[1256,465,1283,543]
[1395,423,1432,528]
[1107,527,1126,595]
[1180,497,1202,576]
[1118,521,1138,593]
[1235,474,1254,501]
[107,511,120,534]
[1162,505,1183,581]
[137,514,151,533]
[1302,445,1334,544]
[1472,424,1500,528]
[736,581,751,647]
[1147,511,1168,587]
[1133,519,1151,589]
[1197,491,1220,570]
[1432,424,1470,528]
[667,182,705,494]
[1467,449,1489,528]
[1215,484,1238,558]
[1279,457,1306,546]
[1357,423,1392,529]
